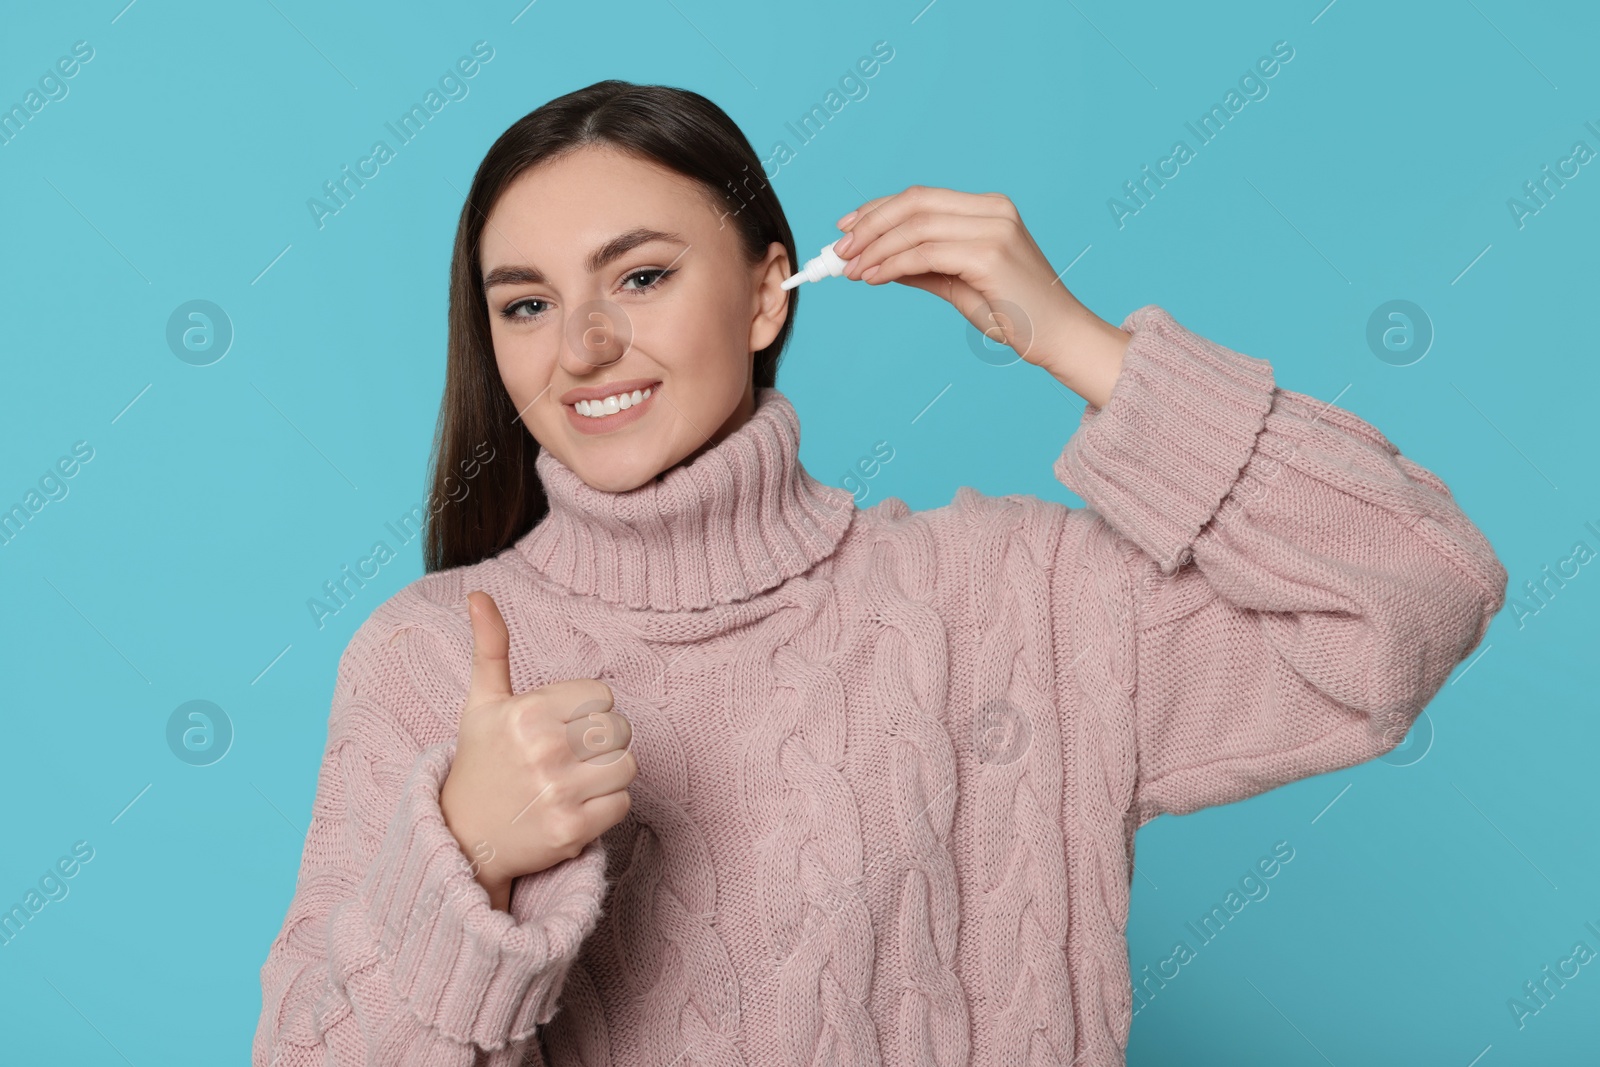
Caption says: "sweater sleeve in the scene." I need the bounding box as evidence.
[1053,304,1508,826]
[252,598,611,1066]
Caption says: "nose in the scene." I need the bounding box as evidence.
[557,297,634,375]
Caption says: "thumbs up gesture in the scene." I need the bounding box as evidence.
[440,591,637,911]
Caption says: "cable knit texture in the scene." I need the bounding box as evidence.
[254,305,1508,1067]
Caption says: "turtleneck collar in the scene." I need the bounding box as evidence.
[513,387,858,612]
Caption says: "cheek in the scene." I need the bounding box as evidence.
[666,288,748,372]
[490,327,556,405]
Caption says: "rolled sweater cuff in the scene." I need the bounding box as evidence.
[357,741,609,1047]
[1054,304,1277,576]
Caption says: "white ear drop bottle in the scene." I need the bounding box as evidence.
[780,241,849,290]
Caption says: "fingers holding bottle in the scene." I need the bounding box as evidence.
[827,184,1116,378]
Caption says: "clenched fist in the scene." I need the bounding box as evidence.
[440,590,637,911]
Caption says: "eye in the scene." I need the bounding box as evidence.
[620,267,676,292]
[497,267,676,326]
[500,297,549,322]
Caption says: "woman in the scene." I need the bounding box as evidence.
[253,80,1507,1067]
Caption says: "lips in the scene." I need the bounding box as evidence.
[562,380,660,436]
[559,378,663,406]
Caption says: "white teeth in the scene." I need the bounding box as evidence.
[576,386,653,418]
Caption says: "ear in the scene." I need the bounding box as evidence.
[748,241,792,353]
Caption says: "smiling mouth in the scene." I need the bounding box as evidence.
[571,384,655,419]
[563,381,662,435]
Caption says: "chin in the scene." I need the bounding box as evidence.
[534,398,720,491]
[565,446,679,492]
[578,467,657,493]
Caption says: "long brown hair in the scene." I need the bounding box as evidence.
[422,80,800,573]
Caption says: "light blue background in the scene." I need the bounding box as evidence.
[1,0,1594,1063]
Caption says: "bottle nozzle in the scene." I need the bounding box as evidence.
[780,241,849,290]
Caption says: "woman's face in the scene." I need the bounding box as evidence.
[480,144,792,492]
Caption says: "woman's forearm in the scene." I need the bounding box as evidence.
[1035,305,1133,411]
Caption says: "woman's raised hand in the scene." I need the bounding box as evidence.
[827,185,1132,408]
[439,590,637,911]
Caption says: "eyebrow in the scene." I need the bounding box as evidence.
[481,227,686,291]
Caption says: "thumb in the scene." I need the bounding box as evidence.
[465,590,514,707]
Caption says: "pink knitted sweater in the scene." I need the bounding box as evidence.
[254,305,1507,1067]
